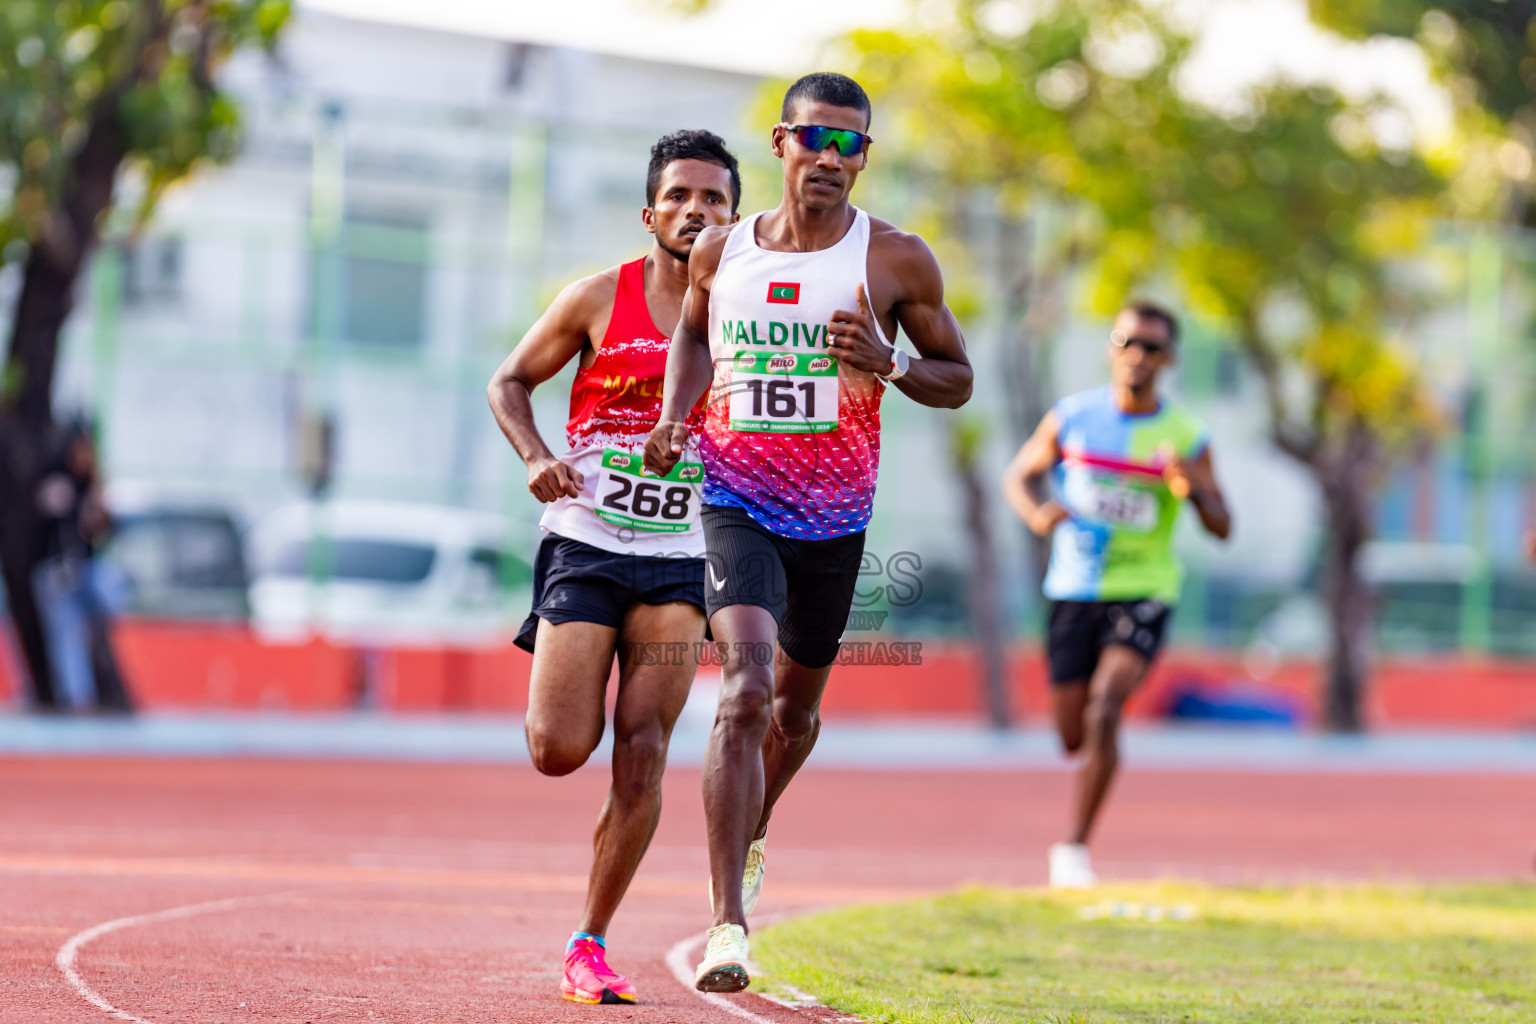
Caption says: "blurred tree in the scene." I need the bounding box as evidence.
[950,416,1010,729]
[834,0,1443,730]
[1309,0,1536,226]
[0,0,289,707]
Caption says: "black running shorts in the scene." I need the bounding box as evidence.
[1047,599,1173,685]
[700,504,866,669]
[514,534,705,653]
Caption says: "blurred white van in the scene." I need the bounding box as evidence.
[247,501,532,645]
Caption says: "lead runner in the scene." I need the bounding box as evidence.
[644,72,975,992]
[487,130,740,1004]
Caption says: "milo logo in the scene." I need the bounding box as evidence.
[735,352,757,370]
[609,454,631,468]
[808,357,832,372]
[768,354,796,372]
[679,466,702,481]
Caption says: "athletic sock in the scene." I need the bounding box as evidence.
[566,930,605,952]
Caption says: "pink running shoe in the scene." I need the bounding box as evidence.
[561,938,638,1005]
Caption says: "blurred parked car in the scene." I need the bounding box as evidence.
[247,501,532,645]
[99,498,251,621]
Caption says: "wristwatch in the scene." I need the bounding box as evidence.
[877,344,909,382]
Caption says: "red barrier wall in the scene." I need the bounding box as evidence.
[4,620,1535,727]
[112,623,358,709]
[0,623,20,708]
[383,645,533,712]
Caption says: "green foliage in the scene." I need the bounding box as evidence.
[1310,0,1536,127]
[0,0,290,255]
[753,882,1536,1023]
[1309,0,1536,226]
[949,416,988,470]
[838,0,1444,455]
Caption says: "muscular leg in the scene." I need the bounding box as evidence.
[702,603,781,930]
[578,600,703,936]
[1052,680,1090,755]
[753,656,832,840]
[523,619,616,777]
[1069,644,1150,845]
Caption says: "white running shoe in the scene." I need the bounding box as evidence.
[694,923,751,992]
[709,836,768,918]
[1049,842,1097,889]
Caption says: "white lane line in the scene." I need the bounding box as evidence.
[760,981,824,1009]
[57,893,293,1022]
[665,929,779,1024]
[61,892,845,1023]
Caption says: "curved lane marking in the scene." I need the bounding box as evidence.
[665,929,779,1024]
[56,893,295,1023]
[57,885,859,1023]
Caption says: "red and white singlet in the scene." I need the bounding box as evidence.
[538,257,707,556]
[702,208,889,540]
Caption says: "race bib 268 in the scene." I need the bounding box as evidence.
[594,449,702,534]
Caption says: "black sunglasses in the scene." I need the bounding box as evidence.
[1111,329,1172,356]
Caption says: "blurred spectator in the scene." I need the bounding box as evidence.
[30,423,133,713]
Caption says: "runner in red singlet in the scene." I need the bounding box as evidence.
[487,130,741,1005]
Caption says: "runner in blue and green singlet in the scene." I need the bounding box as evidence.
[1003,300,1233,890]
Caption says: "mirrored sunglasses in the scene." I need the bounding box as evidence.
[779,123,873,157]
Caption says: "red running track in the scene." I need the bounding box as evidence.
[1,757,1532,1023]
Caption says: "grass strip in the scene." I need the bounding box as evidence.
[751,881,1536,1023]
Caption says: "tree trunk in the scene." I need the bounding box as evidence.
[1006,313,1055,586]
[998,214,1072,587]
[1314,420,1377,732]
[0,428,55,706]
[0,92,130,707]
[953,424,1011,729]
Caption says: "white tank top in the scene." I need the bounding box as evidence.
[701,207,891,540]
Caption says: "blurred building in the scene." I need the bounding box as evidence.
[48,8,760,522]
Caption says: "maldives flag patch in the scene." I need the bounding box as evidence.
[766,282,800,304]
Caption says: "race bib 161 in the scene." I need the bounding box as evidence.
[728,351,839,434]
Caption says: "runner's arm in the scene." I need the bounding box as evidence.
[830,233,972,408]
[1001,412,1070,537]
[644,228,725,477]
[487,275,610,502]
[1166,446,1232,540]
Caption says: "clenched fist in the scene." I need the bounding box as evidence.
[644,420,690,478]
[528,456,583,503]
